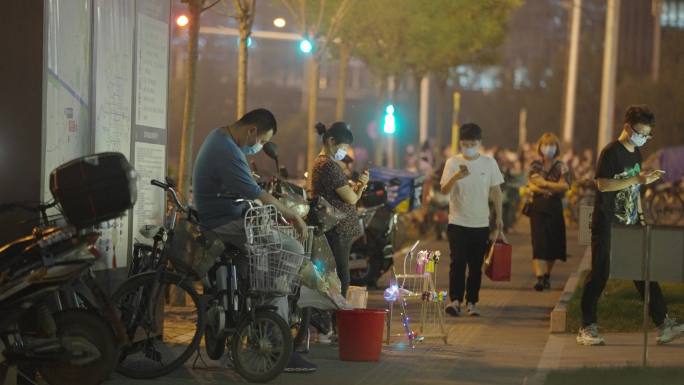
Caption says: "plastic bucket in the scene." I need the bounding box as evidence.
[336,308,387,361]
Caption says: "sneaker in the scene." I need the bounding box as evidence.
[534,277,544,292]
[445,300,461,317]
[466,303,480,317]
[657,316,684,345]
[284,351,317,373]
[576,324,605,346]
[317,331,337,344]
[543,274,551,290]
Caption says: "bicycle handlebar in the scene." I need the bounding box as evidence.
[150,179,187,212]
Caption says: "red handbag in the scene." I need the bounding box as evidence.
[484,235,512,281]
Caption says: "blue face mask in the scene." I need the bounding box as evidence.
[629,133,648,147]
[241,142,263,155]
[463,145,480,158]
[333,148,347,161]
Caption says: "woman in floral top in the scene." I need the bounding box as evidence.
[311,122,369,296]
[527,133,570,291]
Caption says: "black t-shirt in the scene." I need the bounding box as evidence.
[592,141,642,229]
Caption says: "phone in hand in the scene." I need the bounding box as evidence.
[459,164,469,177]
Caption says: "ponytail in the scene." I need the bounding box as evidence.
[315,121,354,144]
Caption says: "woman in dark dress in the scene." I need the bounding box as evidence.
[311,122,369,297]
[528,133,570,291]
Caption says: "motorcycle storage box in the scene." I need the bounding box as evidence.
[369,167,424,212]
[49,152,137,228]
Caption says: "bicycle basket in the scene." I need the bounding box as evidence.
[247,245,305,294]
[273,225,314,257]
[169,218,224,279]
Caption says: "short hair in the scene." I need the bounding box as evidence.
[236,108,277,135]
[536,132,561,159]
[315,121,354,144]
[460,123,482,141]
[624,105,655,128]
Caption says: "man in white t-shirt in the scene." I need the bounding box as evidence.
[440,123,505,317]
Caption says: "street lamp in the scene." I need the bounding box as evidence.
[176,14,189,28]
[299,38,313,54]
[273,17,286,28]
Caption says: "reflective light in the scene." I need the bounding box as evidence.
[176,15,189,27]
[273,17,286,28]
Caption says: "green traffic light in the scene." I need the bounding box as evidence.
[383,104,396,134]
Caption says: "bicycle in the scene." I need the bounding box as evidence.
[643,179,684,225]
[116,179,299,383]
[112,179,206,379]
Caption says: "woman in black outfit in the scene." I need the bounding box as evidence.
[527,133,570,291]
[311,122,369,297]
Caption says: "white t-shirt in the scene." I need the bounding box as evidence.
[440,153,504,228]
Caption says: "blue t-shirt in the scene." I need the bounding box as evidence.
[192,128,262,228]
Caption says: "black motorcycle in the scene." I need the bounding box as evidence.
[0,152,135,385]
[349,180,399,289]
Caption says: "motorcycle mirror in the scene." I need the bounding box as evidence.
[279,165,289,179]
[263,142,279,161]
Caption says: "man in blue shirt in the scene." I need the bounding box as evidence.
[193,108,315,372]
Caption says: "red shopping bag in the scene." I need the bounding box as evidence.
[484,237,512,281]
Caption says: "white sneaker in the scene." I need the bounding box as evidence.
[576,324,605,346]
[318,331,337,344]
[466,302,480,316]
[657,316,684,345]
[445,300,461,317]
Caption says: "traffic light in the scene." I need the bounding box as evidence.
[383,104,396,134]
[299,38,313,54]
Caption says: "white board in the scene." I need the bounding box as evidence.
[135,13,169,129]
[93,0,135,268]
[43,0,92,201]
[131,142,166,245]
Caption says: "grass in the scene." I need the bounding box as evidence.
[544,367,684,385]
[566,274,684,332]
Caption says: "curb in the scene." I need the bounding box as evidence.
[549,246,591,333]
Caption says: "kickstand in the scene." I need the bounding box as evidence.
[191,347,209,370]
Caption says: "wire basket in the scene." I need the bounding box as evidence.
[244,204,306,294]
[247,244,305,294]
[273,225,315,257]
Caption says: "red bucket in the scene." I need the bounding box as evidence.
[336,308,387,361]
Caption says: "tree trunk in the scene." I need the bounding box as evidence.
[177,0,203,201]
[335,44,350,121]
[236,27,249,119]
[434,75,446,149]
[306,56,320,175]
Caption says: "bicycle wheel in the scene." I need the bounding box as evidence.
[112,271,205,379]
[231,310,292,383]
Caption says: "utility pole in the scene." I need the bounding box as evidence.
[519,107,527,149]
[419,75,430,145]
[562,0,582,147]
[177,0,204,200]
[651,0,662,82]
[597,0,620,154]
[387,76,396,168]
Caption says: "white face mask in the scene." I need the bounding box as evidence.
[333,147,347,161]
[541,145,557,158]
[629,133,648,147]
[463,145,480,158]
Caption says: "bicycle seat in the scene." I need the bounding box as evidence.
[138,224,162,239]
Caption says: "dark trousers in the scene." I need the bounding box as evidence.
[325,230,353,298]
[580,223,668,327]
[447,224,490,304]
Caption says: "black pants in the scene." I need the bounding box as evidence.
[580,223,668,327]
[447,224,490,304]
[325,230,353,298]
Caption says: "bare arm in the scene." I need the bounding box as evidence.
[335,184,364,204]
[596,176,639,192]
[441,169,468,194]
[490,185,504,229]
[258,190,308,238]
[530,175,569,194]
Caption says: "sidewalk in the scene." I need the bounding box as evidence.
[107,218,683,385]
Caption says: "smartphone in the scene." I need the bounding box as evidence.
[459,164,469,173]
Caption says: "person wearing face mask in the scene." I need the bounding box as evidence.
[577,105,684,347]
[526,133,570,291]
[311,122,369,297]
[193,109,317,372]
[440,123,505,317]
